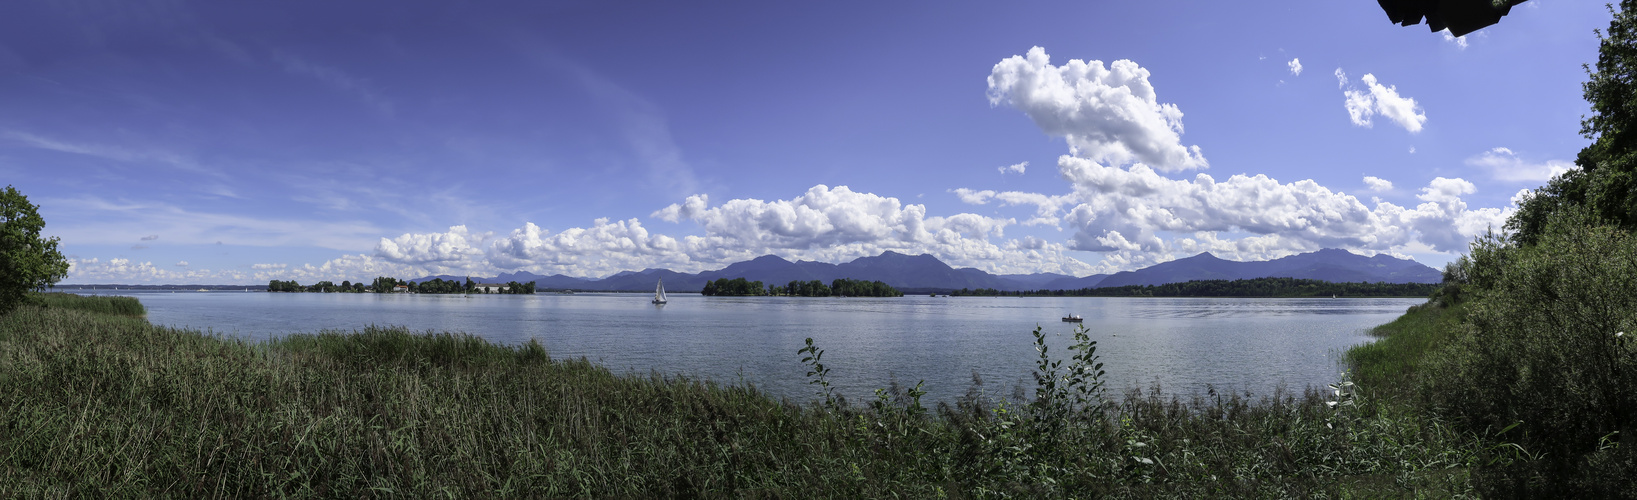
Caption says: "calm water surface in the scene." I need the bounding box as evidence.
[98,291,1417,404]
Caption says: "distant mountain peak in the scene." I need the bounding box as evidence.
[1095,247,1439,288]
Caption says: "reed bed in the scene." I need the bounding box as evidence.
[0,294,1484,497]
[25,292,145,317]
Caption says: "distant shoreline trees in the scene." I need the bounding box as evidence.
[700,277,766,296]
[267,277,536,294]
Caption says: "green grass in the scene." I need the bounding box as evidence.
[1343,301,1468,403]
[24,292,145,317]
[0,294,1489,497]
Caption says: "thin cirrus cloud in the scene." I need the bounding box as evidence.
[1336,69,1427,133]
[270,50,395,116]
[986,46,1207,172]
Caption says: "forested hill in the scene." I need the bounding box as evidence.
[949,277,1439,298]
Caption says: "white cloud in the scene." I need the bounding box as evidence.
[640,185,1093,276]
[1044,155,1506,271]
[1288,58,1303,76]
[374,225,489,267]
[1441,29,1469,49]
[1337,70,1427,133]
[175,261,189,267]
[1363,176,1394,192]
[486,218,684,277]
[951,188,1077,227]
[66,258,222,284]
[987,47,1207,171]
[1465,147,1575,182]
[998,161,1028,175]
[1510,188,1534,207]
[1334,68,1348,89]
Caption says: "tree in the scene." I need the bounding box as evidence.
[0,186,70,313]
[1511,0,1637,244]
[371,276,399,293]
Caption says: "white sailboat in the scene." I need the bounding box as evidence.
[652,278,668,305]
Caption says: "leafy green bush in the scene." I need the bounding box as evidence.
[1422,208,1637,495]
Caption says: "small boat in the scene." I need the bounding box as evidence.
[1062,314,1083,323]
[652,278,668,305]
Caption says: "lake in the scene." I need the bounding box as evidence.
[85,291,1417,405]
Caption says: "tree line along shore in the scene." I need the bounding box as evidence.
[265,277,539,294]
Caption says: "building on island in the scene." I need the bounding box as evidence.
[473,283,509,293]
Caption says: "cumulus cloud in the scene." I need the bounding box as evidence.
[1466,147,1575,182]
[638,185,1093,276]
[951,188,1078,227]
[374,225,489,266]
[1363,176,1394,192]
[175,261,189,267]
[487,218,684,277]
[1337,70,1427,133]
[67,258,222,284]
[1032,155,1509,271]
[998,161,1028,175]
[1288,58,1303,76]
[987,47,1207,171]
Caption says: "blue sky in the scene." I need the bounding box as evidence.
[1,0,1610,284]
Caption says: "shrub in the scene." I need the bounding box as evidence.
[1423,208,1637,494]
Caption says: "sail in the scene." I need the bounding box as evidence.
[654,279,668,303]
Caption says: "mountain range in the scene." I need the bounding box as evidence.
[414,248,1441,293]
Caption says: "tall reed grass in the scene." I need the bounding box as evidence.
[26,292,145,317]
[0,294,1486,497]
